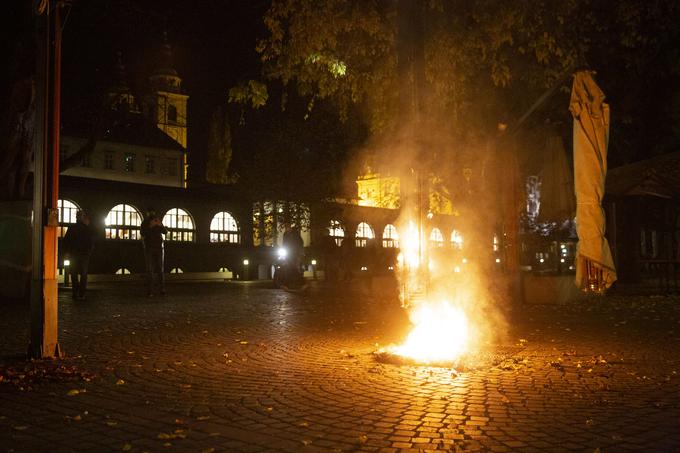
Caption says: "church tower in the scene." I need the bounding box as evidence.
[143,32,189,184]
[106,51,139,113]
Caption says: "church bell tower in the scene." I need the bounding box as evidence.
[143,32,189,183]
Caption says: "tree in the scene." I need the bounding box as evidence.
[205,106,237,184]
[256,0,680,165]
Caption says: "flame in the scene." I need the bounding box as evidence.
[397,221,421,269]
[390,299,469,363]
[390,218,473,364]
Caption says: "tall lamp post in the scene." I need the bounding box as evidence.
[30,0,65,358]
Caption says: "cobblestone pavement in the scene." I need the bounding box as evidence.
[1,281,680,452]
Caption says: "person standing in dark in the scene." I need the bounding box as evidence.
[63,210,95,300]
[141,209,168,297]
[319,229,339,284]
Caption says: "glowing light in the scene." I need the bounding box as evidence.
[495,258,501,263]
[311,259,317,266]
[539,258,545,263]
[277,248,287,259]
[243,259,249,266]
[454,266,461,273]
[451,230,463,249]
[388,265,394,271]
[390,300,469,363]
[560,258,565,263]
[399,221,421,269]
[361,266,368,271]
[462,258,468,264]
[63,259,71,266]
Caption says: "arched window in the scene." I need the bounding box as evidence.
[105,204,142,240]
[57,199,79,237]
[430,228,444,247]
[328,220,344,246]
[382,224,399,248]
[210,211,240,243]
[355,222,375,247]
[451,230,463,249]
[170,267,183,274]
[163,208,195,242]
[115,268,131,275]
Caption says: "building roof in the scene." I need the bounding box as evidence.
[63,111,185,152]
[606,151,680,199]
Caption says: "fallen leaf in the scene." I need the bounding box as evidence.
[122,443,132,451]
[301,439,312,446]
[106,421,118,427]
[67,389,84,396]
[13,425,28,431]
[116,379,125,385]
[358,434,368,444]
[196,416,210,421]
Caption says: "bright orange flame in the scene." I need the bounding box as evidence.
[397,221,420,269]
[390,299,469,363]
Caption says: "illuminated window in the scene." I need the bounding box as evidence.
[163,208,195,242]
[210,211,240,243]
[123,153,135,172]
[105,204,142,240]
[493,234,499,252]
[328,220,345,246]
[382,224,399,248]
[57,199,79,238]
[115,268,131,274]
[170,267,183,274]
[430,228,444,247]
[451,230,463,249]
[355,222,375,247]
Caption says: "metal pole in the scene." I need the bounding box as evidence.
[29,1,62,359]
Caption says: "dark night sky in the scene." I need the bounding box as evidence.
[55,0,270,183]
[3,0,679,185]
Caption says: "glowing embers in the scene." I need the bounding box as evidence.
[388,299,469,364]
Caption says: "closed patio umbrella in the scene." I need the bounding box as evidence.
[570,71,617,292]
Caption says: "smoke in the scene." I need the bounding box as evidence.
[343,103,512,356]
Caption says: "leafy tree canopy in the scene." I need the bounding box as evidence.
[255,0,680,164]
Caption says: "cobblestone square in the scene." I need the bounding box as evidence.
[1,281,680,452]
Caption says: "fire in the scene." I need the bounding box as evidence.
[388,218,473,364]
[390,299,469,363]
[397,221,421,269]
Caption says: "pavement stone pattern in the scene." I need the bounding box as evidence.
[1,281,680,452]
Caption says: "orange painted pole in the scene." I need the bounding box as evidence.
[30,1,62,358]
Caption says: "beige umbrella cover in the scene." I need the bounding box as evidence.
[570,71,617,292]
